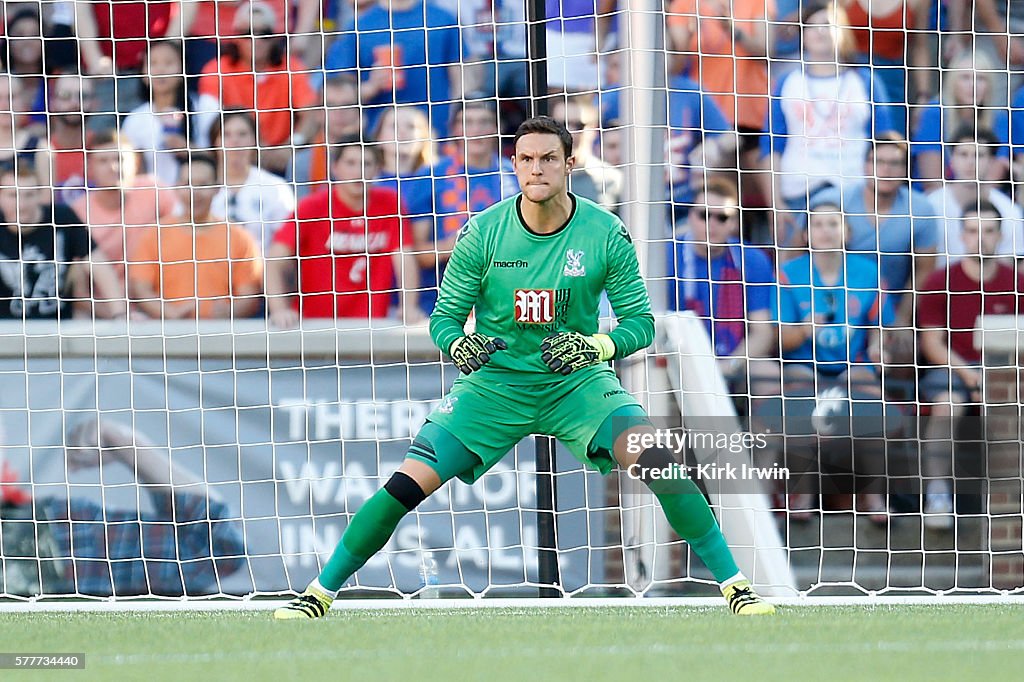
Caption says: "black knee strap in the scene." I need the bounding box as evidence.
[385,471,427,511]
[635,446,681,486]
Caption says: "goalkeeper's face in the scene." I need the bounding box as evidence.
[513,133,575,205]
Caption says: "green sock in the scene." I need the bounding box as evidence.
[318,487,409,592]
[650,479,740,584]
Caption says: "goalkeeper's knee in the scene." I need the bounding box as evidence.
[634,446,692,496]
[384,471,428,511]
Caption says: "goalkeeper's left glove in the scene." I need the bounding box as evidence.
[449,333,508,375]
[539,332,616,375]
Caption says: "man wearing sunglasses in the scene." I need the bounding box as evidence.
[667,179,779,395]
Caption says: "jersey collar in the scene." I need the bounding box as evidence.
[516,193,577,237]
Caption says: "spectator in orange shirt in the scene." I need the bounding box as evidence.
[70,130,179,281]
[128,153,262,320]
[667,0,773,203]
[196,1,319,174]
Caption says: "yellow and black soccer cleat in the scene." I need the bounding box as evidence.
[722,580,776,616]
[273,586,334,620]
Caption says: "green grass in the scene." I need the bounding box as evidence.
[1,605,1022,681]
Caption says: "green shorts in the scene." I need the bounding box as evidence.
[425,367,642,484]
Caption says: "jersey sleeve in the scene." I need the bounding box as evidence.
[741,246,777,319]
[324,23,359,72]
[911,102,941,155]
[916,269,948,329]
[604,223,655,358]
[53,205,94,261]
[701,93,731,135]
[197,59,222,98]
[272,210,300,252]
[429,219,489,354]
[910,190,939,253]
[777,269,801,324]
[763,76,788,158]
[126,228,160,288]
[229,226,263,292]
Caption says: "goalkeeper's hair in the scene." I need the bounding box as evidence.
[513,116,573,161]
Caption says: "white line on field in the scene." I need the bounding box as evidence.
[90,639,1024,667]
[2,595,1024,612]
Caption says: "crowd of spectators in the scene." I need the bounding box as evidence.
[2,0,1024,526]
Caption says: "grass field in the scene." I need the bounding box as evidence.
[1,605,1021,681]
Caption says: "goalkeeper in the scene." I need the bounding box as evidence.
[276,116,774,618]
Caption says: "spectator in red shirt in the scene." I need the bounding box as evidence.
[265,137,422,327]
[75,0,179,75]
[74,0,182,126]
[917,200,1024,529]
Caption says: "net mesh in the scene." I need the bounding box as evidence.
[0,0,1021,601]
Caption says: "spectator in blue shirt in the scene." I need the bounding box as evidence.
[779,200,894,382]
[416,101,516,314]
[324,0,465,138]
[602,76,733,217]
[1,418,246,597]
[778,198,895,520]
[667,179,779,394]
[1007,78,1024,178]
[601,75,736,225]
[665,75,736,224]
[372,104,441,228]
[804,134,937,328]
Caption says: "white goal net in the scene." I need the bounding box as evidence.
[0,0,1021,604]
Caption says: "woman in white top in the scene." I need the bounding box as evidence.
[208,109,295,254]
[121,40,217,185]
[764,1,897,253]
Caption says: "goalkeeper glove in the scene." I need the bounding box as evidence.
[540,332,616,375]
[448,333,508,375]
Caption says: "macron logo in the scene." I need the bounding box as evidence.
[492,260,529,268]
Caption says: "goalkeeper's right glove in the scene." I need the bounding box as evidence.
[448,333,508,375]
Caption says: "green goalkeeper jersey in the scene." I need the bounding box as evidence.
[429,193,655,382]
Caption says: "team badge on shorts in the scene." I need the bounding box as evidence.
[438,395,459,414]
[563,249,586,277]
